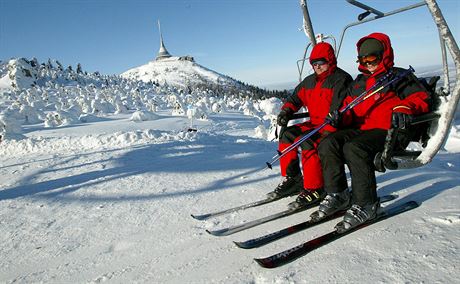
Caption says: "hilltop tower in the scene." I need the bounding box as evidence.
[156,20,172,60]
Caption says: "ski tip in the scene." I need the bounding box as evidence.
[191,214,210,220]
[233,241,250,249]
[206,229,226,236]
[254,258,275,269]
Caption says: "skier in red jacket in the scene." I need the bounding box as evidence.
[268,42,352,209]
[313,33,430,230]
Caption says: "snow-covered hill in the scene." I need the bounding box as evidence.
[121,57,246,91]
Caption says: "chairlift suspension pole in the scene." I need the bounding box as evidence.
[266,66,415,169]
[300,0,316,46]
[438,31,450,95]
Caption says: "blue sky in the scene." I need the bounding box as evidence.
[1,0,459,88]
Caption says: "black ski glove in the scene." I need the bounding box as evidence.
[277,109,293,127]
[391,112,413,130]
[325,110,341,128]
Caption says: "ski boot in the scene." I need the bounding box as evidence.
[335,200,380,233]
[288,188,326,210]
[266,174,303,199]
[310,190,351,221]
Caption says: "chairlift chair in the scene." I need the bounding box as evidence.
[294,0,459,171]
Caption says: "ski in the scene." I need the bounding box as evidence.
[206,202,318,237]
[254,200,419,268]
[191,196,284,220]
[234,194,397,249]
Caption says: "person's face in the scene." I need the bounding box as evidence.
[365,60,380,73]
[358,54,381,73]
[312,61,330,75]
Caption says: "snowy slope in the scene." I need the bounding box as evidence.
[0,105,459,283]
[0,57,459,282]
[121,57,245,90]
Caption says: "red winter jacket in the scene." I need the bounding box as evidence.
[342,33,430,130]
[282,42,352,133]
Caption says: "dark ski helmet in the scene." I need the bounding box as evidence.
[358,38,384,57]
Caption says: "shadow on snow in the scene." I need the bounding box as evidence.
[0,133,458,206]
[0,133,278,202]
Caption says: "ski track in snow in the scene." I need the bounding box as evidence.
[0,110,459,283]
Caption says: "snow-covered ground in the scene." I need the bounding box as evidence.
[0,105,459,283]
[0,56,459,282]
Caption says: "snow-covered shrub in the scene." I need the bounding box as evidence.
[172,101,185,116]
[226,99,241,110]
[254,117,278,141]
[145,99,158,112]
[194,101,209,119]
[211,102,222,113]
[257,97,282,141]
[91,99,113,114]
[8,58,38,90]
[44,113,60,127]
[0,112,23,139]
[19,105,43,124]
[254,124,268,140]
[259,97,282,118]
[266,116,279,141]
[114,99,129,114]
[44,111,79,127]
[242,100,260,117]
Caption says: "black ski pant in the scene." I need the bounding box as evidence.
[317,128,387,206]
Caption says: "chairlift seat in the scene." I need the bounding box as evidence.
[374,75,444,172]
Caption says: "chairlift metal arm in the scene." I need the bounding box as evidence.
[346,0,384,17]
[297,42,313,82]
[336,2,427,57]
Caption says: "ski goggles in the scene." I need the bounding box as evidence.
[357,54,381,65]
[310,58,328,67]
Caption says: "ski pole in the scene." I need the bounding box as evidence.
[266,66,415,169]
